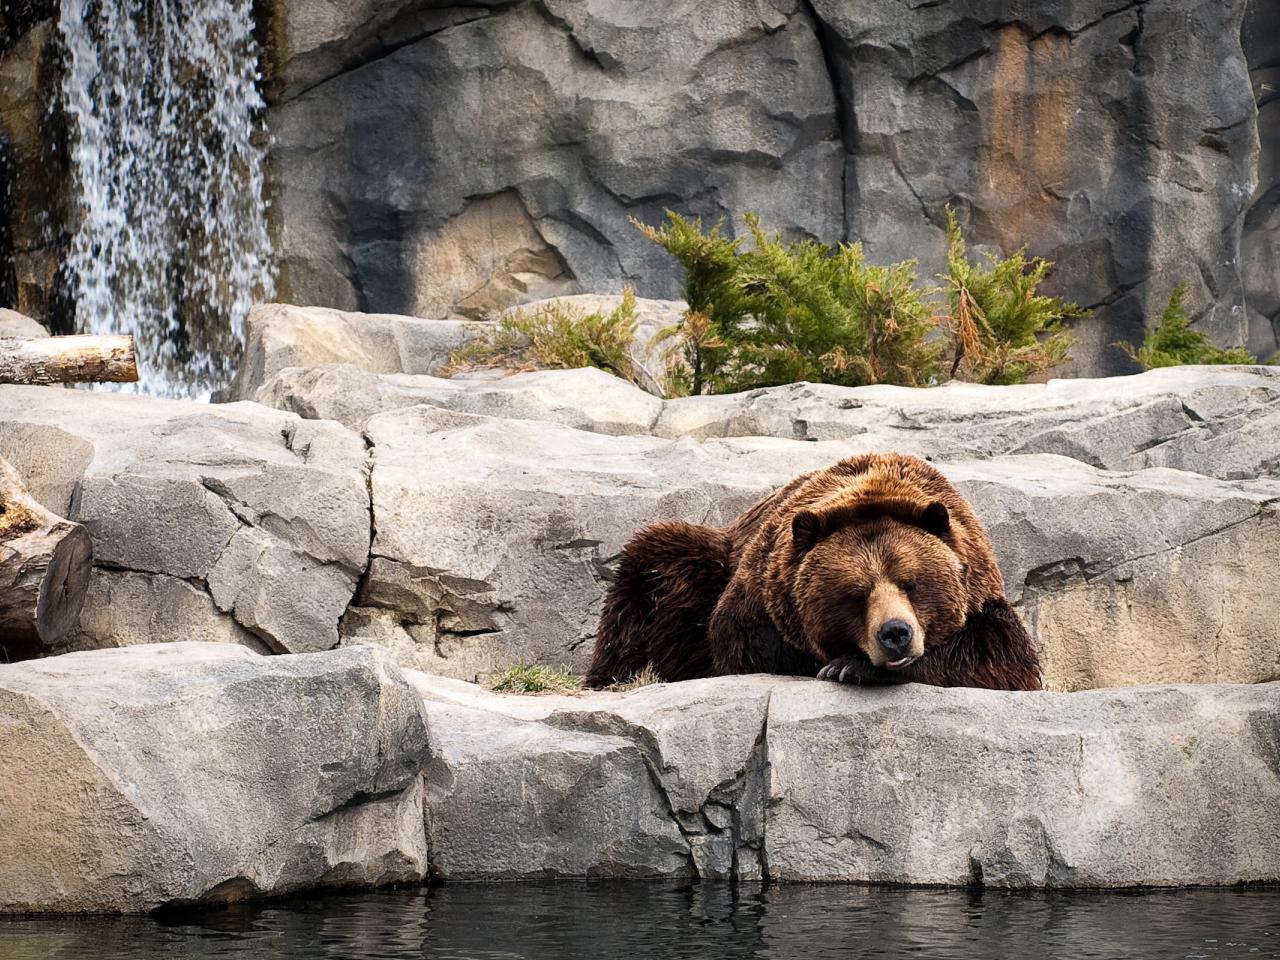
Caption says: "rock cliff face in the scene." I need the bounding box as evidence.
[263,0,1280,371]
[1243,0,1280,355]
[0,2,1275,370]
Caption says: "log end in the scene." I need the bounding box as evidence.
[34,523,93,646]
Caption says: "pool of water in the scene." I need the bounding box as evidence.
[2,883,1277,960]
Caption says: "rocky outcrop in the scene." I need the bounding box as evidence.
[228,312,1280,690]
[0,307,46,337]
[410,671,1280,887]
[263,0,1280,372]
[0,385,370,657]
[227,302,490,401]
[231,293,683,406]
[354,403,1280,691]
[7,357,1279,692]
[0,643,429,913]
[4,641,1275,909]
[239,300,1280,478]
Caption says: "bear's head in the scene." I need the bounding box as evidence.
[786,491,968,671]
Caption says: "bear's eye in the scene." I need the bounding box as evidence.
[848,591,867,606]
[901,581,917,594]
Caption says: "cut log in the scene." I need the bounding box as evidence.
[0,457,92,660]
[0,334,138,384]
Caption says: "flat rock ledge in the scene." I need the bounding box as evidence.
[411,672,1280,889]
[2,644,1277,913]
[0,643,429,914]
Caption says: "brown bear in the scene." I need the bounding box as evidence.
[585,452,1041,691]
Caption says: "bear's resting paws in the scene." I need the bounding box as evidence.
[817,656,871,684]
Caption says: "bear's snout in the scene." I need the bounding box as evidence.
[865,583,924,668]
[876,618,916,667]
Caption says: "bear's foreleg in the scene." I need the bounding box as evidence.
[946,597,1043,691]
[707,584,821,677]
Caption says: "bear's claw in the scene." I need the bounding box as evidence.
[817,657,862,684]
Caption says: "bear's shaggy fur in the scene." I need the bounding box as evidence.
[586,452,1041,691]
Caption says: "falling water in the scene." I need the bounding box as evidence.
[57,0,274,397]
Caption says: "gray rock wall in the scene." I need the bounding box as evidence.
[0,7,70,330]
[1243,0,1280,356]
[265,0,1280,372]
[411,671,1280,887]
[2,2,1275,371]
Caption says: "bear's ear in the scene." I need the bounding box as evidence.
[919,501,950,539]
[791,510,823,552]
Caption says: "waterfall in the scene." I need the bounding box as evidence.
[57,0,274,397]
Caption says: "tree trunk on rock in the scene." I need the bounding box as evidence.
[0,335,138,384]
[0,457,92,660]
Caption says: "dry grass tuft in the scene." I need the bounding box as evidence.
[485,663,583,695]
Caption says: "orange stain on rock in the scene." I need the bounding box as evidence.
[983,25,1073,251]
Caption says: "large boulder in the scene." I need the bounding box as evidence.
[0,643,429,913]
[263,0,1276,375]
[228,302,491,401]
[354,402,1280,691]
[949,458,1280,691]
[0,307,47,338]
[765,679,1280,886]
[408,672,1280,887]
[409,672,778,881]
[235,293,683,408]
[0,385,370,657]
[411,676,690,880]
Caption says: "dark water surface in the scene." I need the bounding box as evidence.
[2,883,1278,960]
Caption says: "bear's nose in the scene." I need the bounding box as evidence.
[876,618,914,656]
